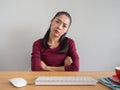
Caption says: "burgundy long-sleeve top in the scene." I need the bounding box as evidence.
[31,38,80,71]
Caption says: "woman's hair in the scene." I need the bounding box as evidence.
[42,11,72,53]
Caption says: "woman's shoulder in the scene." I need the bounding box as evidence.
[67,37,75,44]
[33,38,43,45]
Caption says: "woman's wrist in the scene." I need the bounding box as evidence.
[45,66,54,71]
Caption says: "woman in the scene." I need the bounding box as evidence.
[31,11,79,71]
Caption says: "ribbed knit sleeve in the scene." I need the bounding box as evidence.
[65,38,80,71]
[31,39,43,71]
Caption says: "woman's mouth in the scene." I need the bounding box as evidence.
[54,30,60,34]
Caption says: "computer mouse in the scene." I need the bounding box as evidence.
[9,77,27,87]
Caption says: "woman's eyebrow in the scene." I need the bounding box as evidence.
[56,18,68,26]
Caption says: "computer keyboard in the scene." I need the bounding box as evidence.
[35,76,97,85]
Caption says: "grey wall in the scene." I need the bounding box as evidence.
[0,0,120,71]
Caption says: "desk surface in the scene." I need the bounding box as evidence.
[0,71,115,90]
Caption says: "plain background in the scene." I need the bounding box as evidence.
[0,0,120,71]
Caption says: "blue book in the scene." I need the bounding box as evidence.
[99,77,120,90]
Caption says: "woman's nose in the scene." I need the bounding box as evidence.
[57,24,62,29]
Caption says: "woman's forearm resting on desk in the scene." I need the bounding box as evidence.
[41,61,64,71]
[40,56,73,71]
[31,57,79,71]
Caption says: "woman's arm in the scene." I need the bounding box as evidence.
[31,40,43,71]
[64,38,80,71]
[40,56,73,71]
[41,61,64,71]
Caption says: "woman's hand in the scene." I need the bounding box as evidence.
[64,56,73,66]
[41,61,48,70]
[40,61,55,71]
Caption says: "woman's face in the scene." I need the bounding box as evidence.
[50,14,70,38]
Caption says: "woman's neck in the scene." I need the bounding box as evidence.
[48,36,60,48]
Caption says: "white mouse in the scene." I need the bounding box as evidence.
[9,77,27,87]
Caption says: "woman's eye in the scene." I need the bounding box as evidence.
[56,20,60,23]
[63,25,67,28]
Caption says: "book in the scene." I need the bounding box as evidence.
[99,77,120,90]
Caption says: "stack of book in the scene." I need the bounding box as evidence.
[99,75,120,90]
